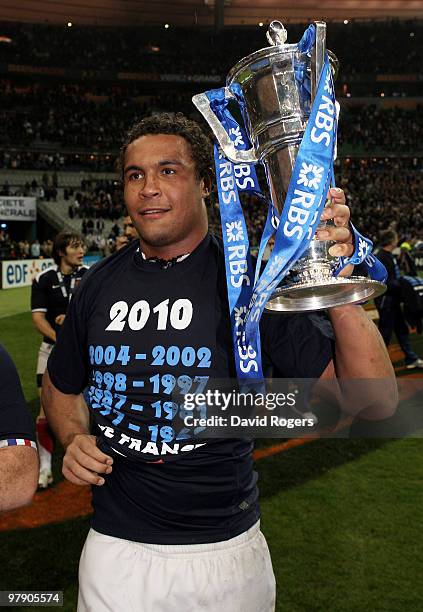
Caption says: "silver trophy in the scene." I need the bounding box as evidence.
[193,20,386,312]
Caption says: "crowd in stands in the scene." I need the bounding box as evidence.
[0,231,53,261]
[1,174,58,201]
[1,154,422,261]
[336,157,423,244]
[0,20,421,161]
[1,78,421,162]
[0,20,421,260]
[68,179,123,220]
[0,224,130,261]
[0,20,420,76]
[0,80,194,155]
[1,82,147,151]
[80,222,125,256]
[0,150,113,172]
[69,156,423,248]
[0,226,140,260]
[340,105,423,154]
[1,155,421,253]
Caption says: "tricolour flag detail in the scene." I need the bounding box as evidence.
[0,438,37,450]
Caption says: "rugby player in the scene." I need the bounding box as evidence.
[115,212,139,251]
[43,114,396,611]
[31,232,87,488]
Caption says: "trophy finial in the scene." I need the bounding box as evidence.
[266,20,287,46]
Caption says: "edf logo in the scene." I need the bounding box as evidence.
[3,259,54,289]
[6,262,30,286]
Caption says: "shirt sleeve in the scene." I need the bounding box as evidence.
[260,312,334,378]
[47,282,90,394]
[31,275,48,312]
[0,345,36,444]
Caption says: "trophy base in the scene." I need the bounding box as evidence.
[266,277,386,313]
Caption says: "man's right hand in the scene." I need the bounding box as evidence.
[62,434,113,486]
[55,314,66,326]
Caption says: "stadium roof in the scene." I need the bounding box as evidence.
[0,0,422,27]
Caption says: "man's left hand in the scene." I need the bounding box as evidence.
[315,187,354,277]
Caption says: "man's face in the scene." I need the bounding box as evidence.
[123,134,209,255]
[123,216,138,241]
[61,240,85,268]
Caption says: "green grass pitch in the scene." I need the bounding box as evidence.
[1,287,423,611]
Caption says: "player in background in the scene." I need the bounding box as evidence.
[31,232,87,488]
[115,211,139,250]
[375,229,423,369]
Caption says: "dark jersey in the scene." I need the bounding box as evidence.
[0,345,36,448]
[31,265,88,344]
[374,250,402,310]
[48,235,333,544]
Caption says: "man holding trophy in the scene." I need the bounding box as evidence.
[42,21,396,612]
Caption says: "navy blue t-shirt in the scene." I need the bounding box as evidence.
[48,235,332,544]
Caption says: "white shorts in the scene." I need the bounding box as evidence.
[36,342,53,378]
[78,522,276,612]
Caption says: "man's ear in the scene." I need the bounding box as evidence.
[200,170,213,198]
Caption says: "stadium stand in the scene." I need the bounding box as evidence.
[0,20,420,76]
[0,19,421,249]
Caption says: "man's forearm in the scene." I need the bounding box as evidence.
[0,447,38,512]
[328,304,398,418]
[329,305,393,377]
[32,313,56,343]
[42,370,89,448]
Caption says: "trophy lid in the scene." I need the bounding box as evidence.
[266,20,288,46]
[227,20,338,88]
[226,21,304,87]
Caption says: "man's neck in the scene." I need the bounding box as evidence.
[139,230,207,261]
[59,261,77,275]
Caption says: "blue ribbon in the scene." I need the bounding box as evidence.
[298,24,316,53]
[213,145,260,379]
[253,204,279,286]
[209,93,264,380]
[335,222,387,283]
[295,24,315,110]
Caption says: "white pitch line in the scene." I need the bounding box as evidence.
[0,310,29,320]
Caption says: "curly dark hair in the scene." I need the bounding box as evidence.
[117,112,213,184]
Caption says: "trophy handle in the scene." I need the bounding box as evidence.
[311,21,326,101]
[192,90,258,164]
